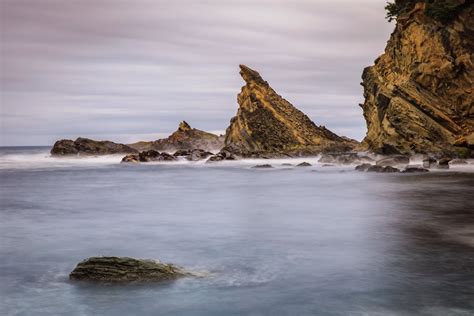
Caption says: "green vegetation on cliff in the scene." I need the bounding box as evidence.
[385,0,467,22]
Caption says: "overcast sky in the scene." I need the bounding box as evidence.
[0,0,394,146]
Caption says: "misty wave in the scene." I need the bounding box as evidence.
[1,148,474,173]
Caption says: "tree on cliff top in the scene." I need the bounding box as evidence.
[385,0,467,23]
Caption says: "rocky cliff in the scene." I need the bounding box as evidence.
[129,121,224,152]
[223,65,357,157]
[360,1,473,156]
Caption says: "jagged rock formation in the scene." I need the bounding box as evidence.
[52,122,224,156]
[51,138,137,156]
[223,65,357,157]
[206,150,237,162]
[129,121,224,152]
[69,257,188,283]
[360,1,473,156]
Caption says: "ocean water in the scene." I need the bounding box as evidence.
[1,147,473,316]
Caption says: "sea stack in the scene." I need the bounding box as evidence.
[223,65,357,157]
[360,1,473,156]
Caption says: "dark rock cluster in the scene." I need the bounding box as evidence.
[51,138,137,156]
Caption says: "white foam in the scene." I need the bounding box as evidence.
[2,148,474,172]
[0,150,123,170]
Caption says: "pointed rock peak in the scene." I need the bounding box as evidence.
[178,121,191,132]
[239,64,268,86]
[223,66,357,157]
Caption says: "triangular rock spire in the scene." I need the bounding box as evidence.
[223,65,357,156]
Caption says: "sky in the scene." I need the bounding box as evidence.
[0,0,394,146]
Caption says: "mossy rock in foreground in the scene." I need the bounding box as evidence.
[70,257,189,283]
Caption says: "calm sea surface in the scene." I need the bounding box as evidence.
[1,147,473,316]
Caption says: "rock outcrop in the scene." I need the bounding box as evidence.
[222,65,357,157]
[121,148,214,163]
[121,154,140,163]
[52,121,224,156]
[138,150,176,162]
[206,150,237,162]
[69,256,188,283]
[360,1,474,156]
[173,149,213,161]
[130,121,224,152]
[51,138,137,156]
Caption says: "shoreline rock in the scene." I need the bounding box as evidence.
[206,150,237,162]
[297,162,312,167]
[252,164,273,168]
[51,138,138,156]
[174,149,213,161]
[403,166,429,173]
[138,150,176,162]
[368,165,400,173]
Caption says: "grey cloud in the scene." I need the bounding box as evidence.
[0,0,393,145]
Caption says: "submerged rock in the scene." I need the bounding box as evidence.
[403,166,429,173]
[121,154,140,163]
[222,65,358,157]
[367,165,400,173]
[252,164,273,168]
[69,257,188,283]
[437,157,452,169]
[206,151,237,162]
[297,162,312,167]
[188,149,213,161]
[359,2,474,155]
[355,163,373,172]
[173,149,212,161]
[51,138,138,156]
[422,156,437,168]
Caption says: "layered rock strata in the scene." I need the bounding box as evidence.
[360,1,473,156]
[222,65,357,157]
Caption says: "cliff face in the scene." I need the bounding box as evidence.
[361,2,473,155]
[224,65,357,157]
[129,121,224,152]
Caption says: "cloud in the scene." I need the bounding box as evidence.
[0,0,394,145]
